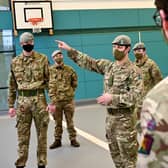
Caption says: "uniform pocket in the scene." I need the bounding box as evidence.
[14,67,24,82]
[32,67,43,80]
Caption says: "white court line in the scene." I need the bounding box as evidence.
[49,114,109,151]
[1,107,109,151]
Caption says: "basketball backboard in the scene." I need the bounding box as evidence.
[12,0,53,35]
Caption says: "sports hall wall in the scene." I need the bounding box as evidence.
[0,8,167,101]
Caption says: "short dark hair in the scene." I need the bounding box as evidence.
[155,0,168,13]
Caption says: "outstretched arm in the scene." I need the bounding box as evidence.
[55,40,111,75]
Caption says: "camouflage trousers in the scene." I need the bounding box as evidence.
[137,132,168,168]
[52,100,77,141]
[105,110,138,168]
[15,94,49,167]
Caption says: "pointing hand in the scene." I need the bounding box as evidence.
[55,40,72,51]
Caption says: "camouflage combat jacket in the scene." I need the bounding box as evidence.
[67,49,143,109]
[49,63,78,103]
[141,76,168,130]
[134,55,162,96]
[140,77,168,161]
[8,51,49,108]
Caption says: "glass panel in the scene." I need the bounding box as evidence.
[0,52,13,87]
[0,89,8,111]
[0,52,14,112]
[0,29,14,112]
[0,0,10,10]
[0,30,13,52]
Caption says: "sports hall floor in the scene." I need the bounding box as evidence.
[0,102,148,168]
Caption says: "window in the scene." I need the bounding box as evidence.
[0,0,10,11]
[0,30,15,112]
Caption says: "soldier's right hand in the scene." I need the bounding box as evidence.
[46,104,56,114]
[55,40,72,51]
[97,93,112,105]
[8,108,16,118]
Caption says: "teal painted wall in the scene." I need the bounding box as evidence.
[0,11,12,29]
[1,8,168,101]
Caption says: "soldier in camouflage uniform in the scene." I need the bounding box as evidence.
[136,0,168,167]
[55,35,143,168]
[48,50,80,149]
[8,32,49,168]
[137,77,168,168]
[133,42,162,119]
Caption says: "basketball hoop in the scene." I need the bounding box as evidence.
[28,18,43,33]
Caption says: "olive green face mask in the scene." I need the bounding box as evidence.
[135,53,143,59]
[55,57,63,64]
[113,49,125,61]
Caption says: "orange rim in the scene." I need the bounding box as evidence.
[28,18,43,25]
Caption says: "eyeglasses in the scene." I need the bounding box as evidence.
[153,10,162,27]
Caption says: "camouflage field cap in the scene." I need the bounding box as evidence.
[52,50,62,57]
[112,35,131,46]
[20,32,34,43]
[133,42,146,50]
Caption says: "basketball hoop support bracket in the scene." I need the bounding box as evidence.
[28,18,44,33]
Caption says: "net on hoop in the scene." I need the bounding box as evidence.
[28,18,43,33]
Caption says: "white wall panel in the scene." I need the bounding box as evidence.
[51,0,155,10]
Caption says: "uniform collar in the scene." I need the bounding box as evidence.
[55,63,64,69]
[114,59,132,69]
[135,54,148,66]
[21,51,35,62]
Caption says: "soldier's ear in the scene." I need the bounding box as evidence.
[126,46,131,53]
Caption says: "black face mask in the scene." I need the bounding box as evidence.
[22,44,34,52]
